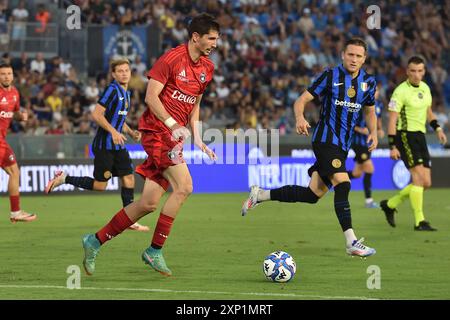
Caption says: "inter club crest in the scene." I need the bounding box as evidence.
[199,72,206,83]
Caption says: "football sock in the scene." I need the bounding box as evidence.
[9,195,20,212]
[334,182,353,232]
[387,183,412,209]
[347,171,355,179]
[409,185,425,227]
[121,187,134,207]
[66,176,94,190]
[257,189,271,201]
[95,208,134,244]
[151,213,174,249]
[344,228,357,246]
[363,173,372,199]
[270,186,319,203]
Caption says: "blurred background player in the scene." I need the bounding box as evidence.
[380,56,447,231]
[45,59,148,232]
[347,84,384,208]
[0,63,36,223]
[80,13,219,277]
[242,38,378,258]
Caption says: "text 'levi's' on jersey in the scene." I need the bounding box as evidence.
[307,64,377,152]
[139,43,214,133]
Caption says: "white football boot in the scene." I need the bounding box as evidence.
[241,185,261,216]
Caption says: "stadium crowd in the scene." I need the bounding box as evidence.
[1,0,449,136]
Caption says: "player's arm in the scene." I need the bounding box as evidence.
[91,104,127,146]
[144,78,190,140]
[293,90,315,135]
[122,122,141,142]
[354,125,369,135]
[364,105,378,151]
[427,106,447,145]
[189,95,217,160]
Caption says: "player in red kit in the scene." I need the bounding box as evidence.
[0,63,36,222]
[81,13,219,276]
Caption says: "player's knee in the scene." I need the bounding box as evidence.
[141,202,158,214]
[305,188,320,203]
[174,183,193,198]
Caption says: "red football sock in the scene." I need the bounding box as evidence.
[10,195,20,212]
[151,213,174,249]
[96,208,133,244]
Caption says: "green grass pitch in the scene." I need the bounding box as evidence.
[1,189,450,300]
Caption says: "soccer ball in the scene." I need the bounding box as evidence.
[263,251,296,283]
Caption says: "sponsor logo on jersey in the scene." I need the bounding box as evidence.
[177,69,188,82]
[0,97,8,104]
[334,99,362,112]
[171,90,196,104]
[0,111,14,118]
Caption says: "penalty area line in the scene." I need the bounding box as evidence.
[0,284,378,300]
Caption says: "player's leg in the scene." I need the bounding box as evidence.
[361,159,378,208]
[142,163,193,276]
[82,178,165,275]
[45,150,112,193]
[241,166,329,216]
[330,172,376,257]
[347,163,363,179]
[3,163,36,222]
[409,165,436,231]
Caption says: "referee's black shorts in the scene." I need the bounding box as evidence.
[308,142,348,189]
[92,149,133,182]
[396,131,431,169]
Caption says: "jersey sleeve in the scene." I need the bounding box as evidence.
[307,69,330,99]
[97,85,117,109]
[388,86,404,113]
[364,78,376,107]
[147,55,171,85]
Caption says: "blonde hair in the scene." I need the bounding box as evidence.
[110,58,130,72]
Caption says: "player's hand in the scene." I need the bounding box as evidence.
[390,147,401,160]
[296,117,311,136]
[20,111,28,122]
[112,130,127,146]
[357,127,370,135]
[200,143,217,161]
[171,123,191,141]
[377,128,385,139]
[436,129,447,145]
[131,130,141,142]
[367,133,378,152]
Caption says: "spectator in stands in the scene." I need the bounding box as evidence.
[11,0,28,41]
[35,4,51,34]
[30,53,46,74]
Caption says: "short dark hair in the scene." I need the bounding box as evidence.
[0,62,12,69]
[188,13,220,38]
[344,38,367,53]
[407,55,425,66]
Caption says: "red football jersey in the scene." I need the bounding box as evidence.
[0,86,20,139]
[139,43,214,132]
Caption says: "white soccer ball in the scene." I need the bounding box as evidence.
[263,251,296,283]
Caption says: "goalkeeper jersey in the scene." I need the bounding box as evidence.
[388,80,432,133]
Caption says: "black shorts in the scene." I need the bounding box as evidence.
[308,143,348,188]
[396,131,431,169]
[93,149,133,182]
[352,145,371,163]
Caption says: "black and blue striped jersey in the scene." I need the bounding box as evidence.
[92,80,131,151]
[352,100,383,147]
[307,64,377,152]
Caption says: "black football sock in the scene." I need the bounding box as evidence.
[334,182,352,231]
[65,176,94,190]
[363,173,372,199]
[270,186,319,203]
[121,187,134,207]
